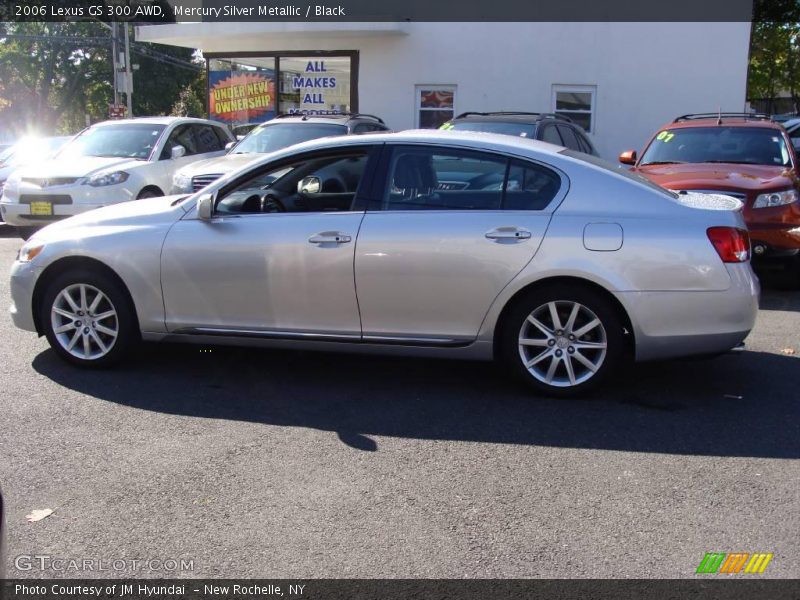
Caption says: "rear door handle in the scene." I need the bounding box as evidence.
[309,231,352,244]
[485,227,532,240]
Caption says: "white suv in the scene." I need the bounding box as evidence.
[1,117,234,238]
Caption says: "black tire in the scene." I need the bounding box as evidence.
[40,269,138,368]
[137,189,162,199]
[499,284,625,398]
[16,226,39,240]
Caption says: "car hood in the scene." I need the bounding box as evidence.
[12,155,146,179]
[637,162,797,193]
[176,153,258,178]
[31,195,188,242]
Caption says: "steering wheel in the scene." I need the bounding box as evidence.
[260,193,286,213]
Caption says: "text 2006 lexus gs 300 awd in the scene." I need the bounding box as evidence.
[10,131,759,397]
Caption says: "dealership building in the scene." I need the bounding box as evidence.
[136,22,751,159]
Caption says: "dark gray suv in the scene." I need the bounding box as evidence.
[440,112,599,156]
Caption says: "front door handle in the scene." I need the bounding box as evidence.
[309,231,352,244]
[485,227,532,240]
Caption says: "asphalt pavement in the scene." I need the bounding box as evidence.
[0,224,797,579]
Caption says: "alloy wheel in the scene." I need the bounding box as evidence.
[518,300,608,388]
[50,283,119,360]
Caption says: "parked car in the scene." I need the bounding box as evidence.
[10,131,758,397]
[0,136,73,205]
[782,117,800,153]
[0,117,235,239]
[620,113,800,282]
[439,112,600,156]
[172,112,389,194]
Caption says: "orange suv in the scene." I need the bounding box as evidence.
[620,113,800,281]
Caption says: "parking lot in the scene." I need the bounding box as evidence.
[0,224,797,579]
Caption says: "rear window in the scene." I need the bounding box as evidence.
[561,149,678,198]
[444,121,537,139]
[640,126,791,167]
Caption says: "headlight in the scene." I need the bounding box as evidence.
[753,189,799,208]
[172,172,192,193]
[17,242,44,262]
[85,171,129,187]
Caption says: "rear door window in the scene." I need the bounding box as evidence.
[377,146,562,211]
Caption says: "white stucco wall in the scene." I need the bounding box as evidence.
[138,22,751,159]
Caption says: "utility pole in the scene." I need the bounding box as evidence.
[123,23,133,116]
[110,22,120,109]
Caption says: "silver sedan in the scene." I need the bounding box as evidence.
[9,131,759,396]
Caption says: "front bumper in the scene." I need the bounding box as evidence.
[9,259,42,333]
[748,225,800,257]
[0,182,135,227]
[619,263,760,361]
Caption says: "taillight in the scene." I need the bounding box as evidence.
[707,227,750,263]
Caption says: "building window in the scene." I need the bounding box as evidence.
[207,53,355,128]
[552,85,596,133]
[416,85,456,129]
[279,56,352,115]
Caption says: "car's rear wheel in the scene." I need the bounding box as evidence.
[500,284,625,397]
[40,270,137,367]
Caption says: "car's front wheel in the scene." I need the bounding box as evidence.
[500,284,625,397]
[40,270,137,367]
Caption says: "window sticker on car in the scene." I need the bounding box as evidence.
[439,122,454,130]
[656,131,675,143]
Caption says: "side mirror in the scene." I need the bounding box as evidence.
[225,141,237,152]
[196,192,214,220]
[171,145,186,160]
[297,176,321,195]
[618,150,637,165]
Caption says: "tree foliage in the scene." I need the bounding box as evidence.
[748,0,800,112]
[0,22,206,138]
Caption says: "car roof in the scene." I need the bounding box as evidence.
[263,129,565,156]
[268,113,387,126]
[91,116,223,127]
[664,115,784,130]
[450,112,572,125]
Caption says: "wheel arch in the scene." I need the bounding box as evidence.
[137,185,164,199]
[492,275,636,359]
[32,256,140,336]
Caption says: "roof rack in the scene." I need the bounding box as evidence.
[673,113,772,123]
[274,112,385,125]
[454,111,573,123]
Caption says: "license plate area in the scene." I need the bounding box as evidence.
[30,201,53,216]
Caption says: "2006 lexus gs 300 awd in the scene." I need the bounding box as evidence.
[9,131,759,397]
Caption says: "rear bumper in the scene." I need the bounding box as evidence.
[618,263,760,361]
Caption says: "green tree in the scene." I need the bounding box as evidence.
[0,22,113,136]
[748,0,800,113]
[0,21,205,137]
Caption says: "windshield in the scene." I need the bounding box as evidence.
[58,124,166,160]
[561,149,679,198]
[0,137,70,168]
[232,123,347,154]
[446,121,537,138]
[640,126,791,167]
